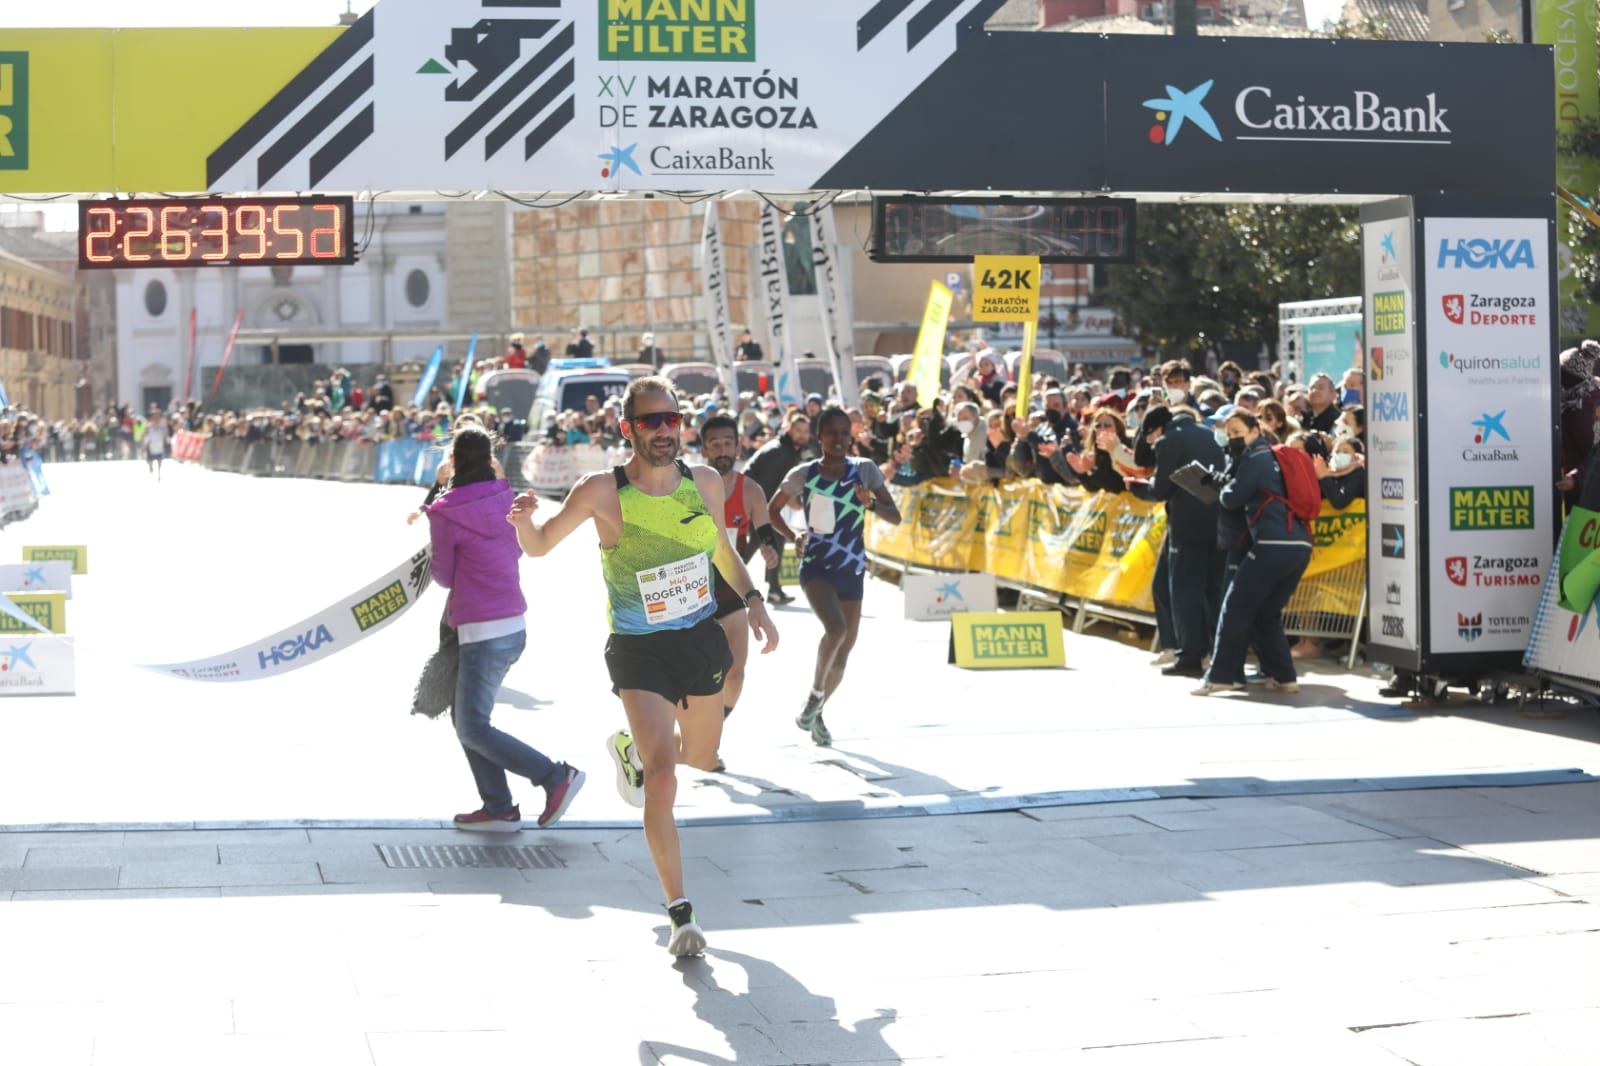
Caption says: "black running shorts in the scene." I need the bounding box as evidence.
[605,618,734,707]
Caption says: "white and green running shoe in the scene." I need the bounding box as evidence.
[666,899,706,957]
[607,730,645,808]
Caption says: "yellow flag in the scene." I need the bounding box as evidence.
[1013,320,1038,417]
[909,281,953,408]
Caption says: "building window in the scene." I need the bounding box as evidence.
[405,269,430,309]
[144,280,168,318]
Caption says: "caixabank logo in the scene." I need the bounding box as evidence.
[1142,78,1453,147]
[0,52,27,171]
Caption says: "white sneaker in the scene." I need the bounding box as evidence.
[1192,681,1244,697]
[1264,679,1300,694]
[606,731,645,809]
[1152,650,1176,666]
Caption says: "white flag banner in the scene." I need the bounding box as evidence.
[810,205,861,409]
[140,546,433,682]
[700,202,739,399]
[759,202,804,407]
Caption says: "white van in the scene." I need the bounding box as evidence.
[529,359,631,428]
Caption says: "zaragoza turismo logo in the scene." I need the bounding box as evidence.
[1142,80,1221,145]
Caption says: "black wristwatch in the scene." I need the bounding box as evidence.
[744,588,765,606]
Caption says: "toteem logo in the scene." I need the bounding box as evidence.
[1458,612,1483,642]
[1142,81,1222,145]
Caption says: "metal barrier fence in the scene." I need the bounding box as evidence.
[183,436,543,493]
[867,479,1367,667]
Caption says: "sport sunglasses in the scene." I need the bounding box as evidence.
[631,411,683,430]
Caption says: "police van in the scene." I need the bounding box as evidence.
[529,358,631,428]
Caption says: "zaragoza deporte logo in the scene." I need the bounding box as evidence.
[1142,80,1221,145]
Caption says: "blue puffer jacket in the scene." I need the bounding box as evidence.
[1219,437,1311,547]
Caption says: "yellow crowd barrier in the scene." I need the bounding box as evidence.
[867,480,1367,622]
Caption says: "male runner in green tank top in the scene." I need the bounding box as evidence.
[507,377,779,957]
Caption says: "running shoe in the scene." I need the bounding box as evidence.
[767,587,795,605]
[796,693,825,731]
[809,713,833,748]
[537,765,586,828]
[607,730,645,808]
[453,806,521,833]
[666,900,706,957]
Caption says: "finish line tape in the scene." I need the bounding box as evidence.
[0,546,433,684]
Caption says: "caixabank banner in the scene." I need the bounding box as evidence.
[1423,217,1556,655]
[0,5,1557,196]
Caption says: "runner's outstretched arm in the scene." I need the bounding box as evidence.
[507,474,601,557]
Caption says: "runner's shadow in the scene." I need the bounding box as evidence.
[639,947,899,1065]
[691,770,815,811]
[497,686,552,710]
[823,747,973,801]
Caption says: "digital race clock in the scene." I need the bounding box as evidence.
[871,196,1136,265]
[77,196,357,270]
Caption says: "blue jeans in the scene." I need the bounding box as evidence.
[454,629,558,815]
[1206,544,1312,685]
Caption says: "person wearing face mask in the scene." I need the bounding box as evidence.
[1194,411,1315,696]
[1339,367,1365,408]
[952,401,987,470]
[1217,361,1246,399]
[1334,405,1365,444]
[1316,436,1366,510]
[1130,403,1226,678]
[1162,362,1197,414]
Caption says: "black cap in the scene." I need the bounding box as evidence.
[1141,405,1175,438]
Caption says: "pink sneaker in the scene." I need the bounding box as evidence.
[453,806,521,833]
[538,765,586,828]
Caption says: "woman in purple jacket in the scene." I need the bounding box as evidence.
[425,425,584,831]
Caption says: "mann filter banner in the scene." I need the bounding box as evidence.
[700,202,737,398]
[757,202,802,406]
[810,204,860,409]
[141,547,431,682]
[1362,212,1420,655]
[1423,217,1555,655]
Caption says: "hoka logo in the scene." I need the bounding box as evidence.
[258,624,335,670]
[1436,238,1535,270]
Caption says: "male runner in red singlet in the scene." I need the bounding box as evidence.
[700,415,782,769]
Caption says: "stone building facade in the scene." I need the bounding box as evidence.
[0,245,78,419]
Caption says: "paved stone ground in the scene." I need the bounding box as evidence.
[1,463,1595,1063]
[1,782,1597,1064]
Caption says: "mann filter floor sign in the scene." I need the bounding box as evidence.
[948,611,1065,669]
[23,545,87,575]
[0,592,66,634]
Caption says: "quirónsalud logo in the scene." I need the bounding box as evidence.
[1142,80,1221,146]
